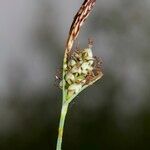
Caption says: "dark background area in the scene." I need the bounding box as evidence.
[0,0,150,149]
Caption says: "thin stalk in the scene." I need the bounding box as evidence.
[56,101,69,150]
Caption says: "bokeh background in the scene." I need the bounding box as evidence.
[0,0,150,149]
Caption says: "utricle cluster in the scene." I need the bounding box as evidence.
[62,47,96,100]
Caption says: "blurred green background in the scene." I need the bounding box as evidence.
[0,0,150,150]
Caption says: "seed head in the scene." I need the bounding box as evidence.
[61,42,103,100]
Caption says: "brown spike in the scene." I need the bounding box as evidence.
[65,0,96,55]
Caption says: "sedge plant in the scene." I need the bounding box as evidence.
[56,0,103,149]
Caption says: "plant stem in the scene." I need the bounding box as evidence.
[56,101,69,150]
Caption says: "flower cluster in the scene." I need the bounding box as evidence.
[61,43,102,100]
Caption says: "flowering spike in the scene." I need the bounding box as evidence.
[65,0,96,56]
[62,0,102,103]
[62,44,103,102]
[56,1,103,150]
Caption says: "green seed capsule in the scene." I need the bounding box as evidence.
[88,60,94,65]
[64,64,67,70]
[65,72,75,84]
[71,66,82,74]
[75,75,85,83]
[68,83,82,94]
[81,62,91,70]
[68,59,76,67]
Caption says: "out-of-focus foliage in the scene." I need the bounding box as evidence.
[0,0,150,149]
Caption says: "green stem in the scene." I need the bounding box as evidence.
[56,101,69,150]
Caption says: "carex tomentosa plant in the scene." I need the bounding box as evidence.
[56,0,103,149]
